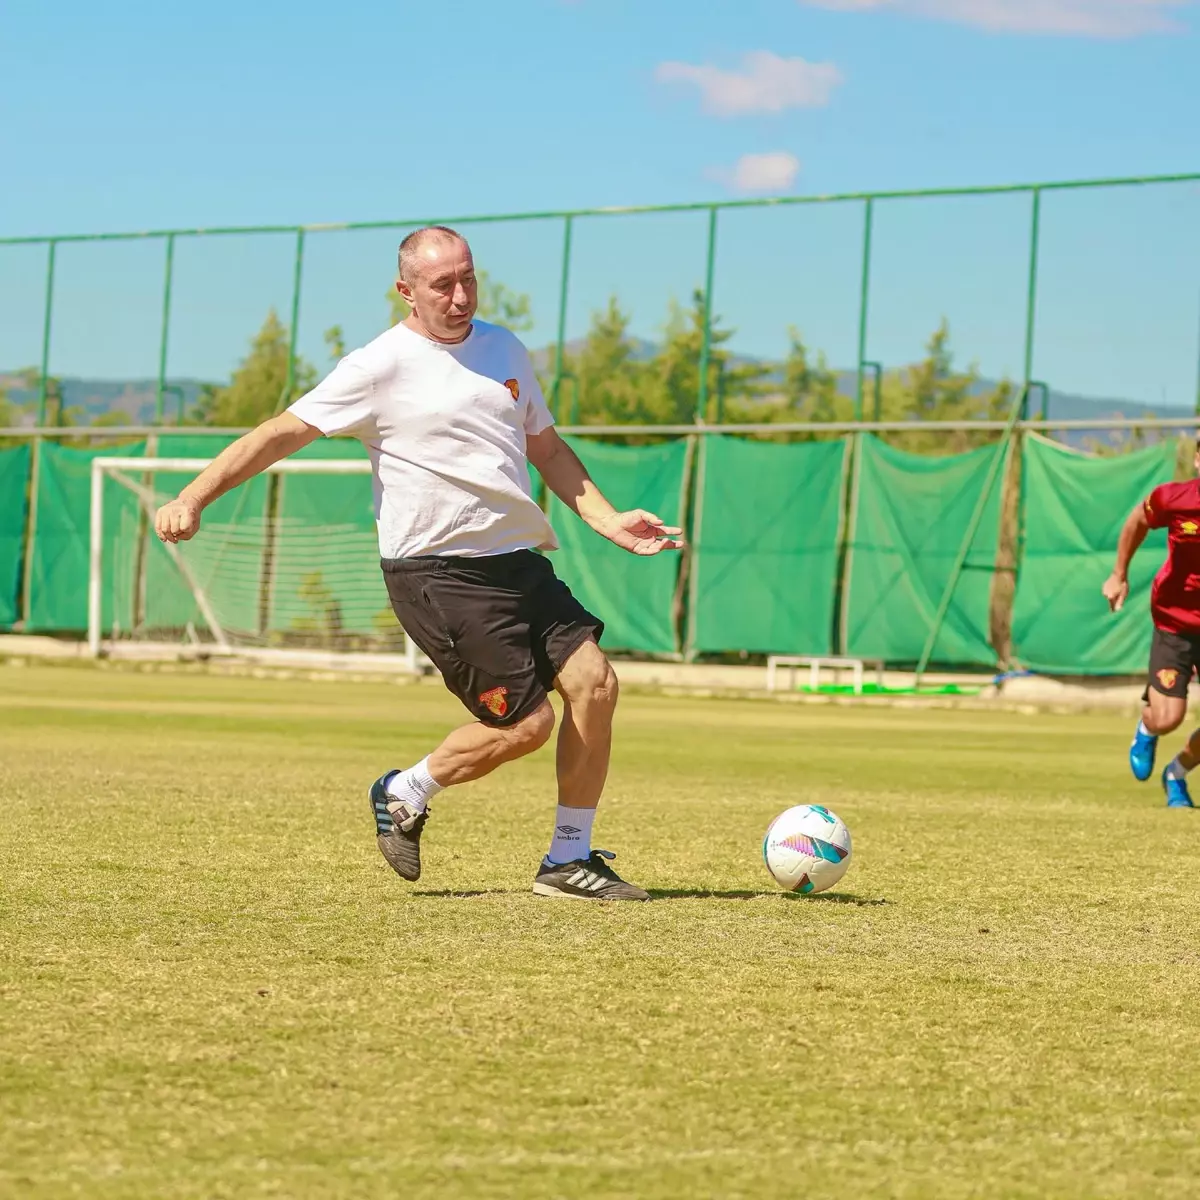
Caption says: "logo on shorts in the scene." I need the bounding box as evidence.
[503,378,520,402]
[479,686,509,717]
[1158,668,1179,690]
[1181,520,1199,536]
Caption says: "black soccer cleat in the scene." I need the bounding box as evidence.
[369,774,429,882]
[532,849,649,901]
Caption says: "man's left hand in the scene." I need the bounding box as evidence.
[595,510,684,556]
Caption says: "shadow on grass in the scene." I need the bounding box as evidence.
[646,889,889,906]
[411,889,519,898]
[409,888,890,906]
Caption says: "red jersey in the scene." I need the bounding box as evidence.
[1145,480,1200,634]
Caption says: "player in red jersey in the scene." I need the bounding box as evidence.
[1103,445,1200,807]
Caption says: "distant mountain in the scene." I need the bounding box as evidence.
[0,376,209,425]
[1,361,1191,436]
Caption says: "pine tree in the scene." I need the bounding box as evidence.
[194,310,316,426]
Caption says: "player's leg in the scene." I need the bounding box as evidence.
[369,704,555,881]
[1162,722,1199,808]
[1159,636,1200,809]
[522,558,648,900]
[1132,630,1189,781]
[372,557,558,881]
[547,638,618,853]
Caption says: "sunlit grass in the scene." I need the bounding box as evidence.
[3,664,1199,1198]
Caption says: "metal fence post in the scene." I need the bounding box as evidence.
[1022,188,1041,388]
[37,241,57,426]
[281,229,306,410]
[695,207,719,423]
[154,234,176,423]
[552,215,573,416]
[854,198,874,423]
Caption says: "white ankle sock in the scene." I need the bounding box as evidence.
[384,757,444,813]
[547,805,596,865]
[1137,720,1153,738]
[1166,756,1191,782]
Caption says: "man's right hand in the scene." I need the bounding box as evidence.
[155,497,202,544]
[1102,572,1130,613]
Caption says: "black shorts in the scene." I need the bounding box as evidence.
[1145,628,1200,700]
[382,550,603,727]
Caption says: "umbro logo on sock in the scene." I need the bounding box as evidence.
[556,825,582,836]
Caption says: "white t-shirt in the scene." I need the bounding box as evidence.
[288,320,558,559]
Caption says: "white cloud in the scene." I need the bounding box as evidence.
[797,0,1191,37]
[708,152,802,195]
[655,51,842,116]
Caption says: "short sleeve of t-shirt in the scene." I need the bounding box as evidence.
[1145,484,1175,529]
[288,357,376,438]
[516,349,554,437]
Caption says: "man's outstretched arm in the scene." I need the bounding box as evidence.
[526,427,683,557]
[154,412,320,544]
[1103,501,1152,612]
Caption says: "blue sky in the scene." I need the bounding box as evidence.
[2,0,1198,406]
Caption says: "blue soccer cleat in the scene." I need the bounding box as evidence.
[1129,724,1158,782]
[1162,768,1195,809]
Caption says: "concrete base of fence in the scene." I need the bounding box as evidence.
[0,634,1158,714]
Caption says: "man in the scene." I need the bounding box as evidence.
[155,225,682,898]
[1103,438,1200,808]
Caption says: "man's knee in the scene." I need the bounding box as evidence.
[559,642,618,712]
[503,701,555,756]
[1148,695,1187,734]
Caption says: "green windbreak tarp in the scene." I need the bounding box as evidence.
[269,437,383,638]
[547,437,688,654]
[0,444,31,628]
[1012,435,1176,675]
[141,434,270,637]
[28,440,147,632]
[688,437,847,656]
[843,436,1007,666]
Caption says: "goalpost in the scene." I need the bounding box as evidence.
[88,456,426,673]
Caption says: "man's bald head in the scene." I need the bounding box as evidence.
[394,226,478,343]
[397,226,470,285]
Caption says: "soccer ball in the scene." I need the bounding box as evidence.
[763,804,852,894]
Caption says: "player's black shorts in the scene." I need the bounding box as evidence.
[381,550,603,727]
[1145,627,1200,700]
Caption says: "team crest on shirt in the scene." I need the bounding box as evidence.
[1158,668,1179,690]
[479,686,509,717]
[1181,520,1199,536]
[503,378,520,402]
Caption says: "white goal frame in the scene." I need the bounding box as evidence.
[88,456,424,674]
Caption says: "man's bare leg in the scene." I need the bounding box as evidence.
[532,639,645,898]
[372,703,554,881]
[1133,689,1196,806]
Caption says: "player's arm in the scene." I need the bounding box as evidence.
[526,427,683,557]
[154,413,320,544]
[1102,498,1154,612]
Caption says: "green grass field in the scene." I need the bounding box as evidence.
[4,663,1200,1198]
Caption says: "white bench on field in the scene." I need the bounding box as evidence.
[766,655,885,695]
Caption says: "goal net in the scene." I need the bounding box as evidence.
[88,456,424,671]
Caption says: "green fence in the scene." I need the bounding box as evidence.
[0,445,30,626]
[843,437,1008,666]
[548,437,688,654]
[687,437,848,656]
[4,171,1199,433]
[0,428,1190,675]
[1011,436,1176,675]
[27,440,147,632]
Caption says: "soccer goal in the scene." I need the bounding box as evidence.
[88,455,426,673]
